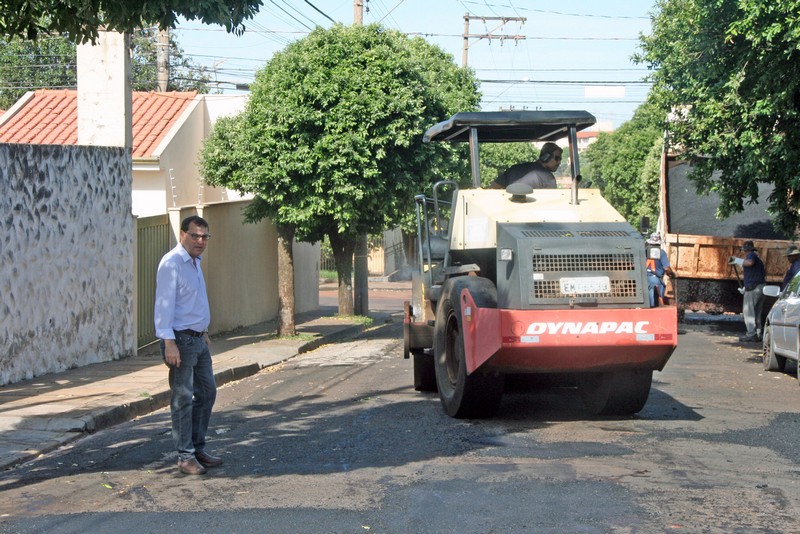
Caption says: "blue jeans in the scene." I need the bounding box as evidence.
[647,273,665,307]
[162,333,216,461]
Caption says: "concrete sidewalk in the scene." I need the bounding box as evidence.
[0,281,411,470]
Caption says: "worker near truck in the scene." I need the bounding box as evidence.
[490,142,562,189]
[729,240,766,342]
[781,245,800,290]
[645,232,675,307]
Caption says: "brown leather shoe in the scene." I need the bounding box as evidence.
[195,450,223,468]
[177,457,207,475]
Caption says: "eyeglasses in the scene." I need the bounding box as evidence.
[188,232,211,241]
[553,156,562,162]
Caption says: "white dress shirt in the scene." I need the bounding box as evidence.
[154,243,211,340]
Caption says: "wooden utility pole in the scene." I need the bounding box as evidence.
[462,14,526,67]
[156,29,169,92]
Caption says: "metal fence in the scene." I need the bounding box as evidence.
[136,214,171,348]
[320,234,395,276]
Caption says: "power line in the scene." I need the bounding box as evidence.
[268,0,313,31]
[458,0,650,20]
[303,0,336,23]
[480,79,652,85]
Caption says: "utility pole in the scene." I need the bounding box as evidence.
[462,14,526,67]
[156,28,170,92]
[353,0,369,316]
[354,0,364,25]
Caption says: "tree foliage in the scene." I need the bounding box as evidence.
[636,0,800,237]
[583,100,663,228]
[200,24,479,312]
[0,35,74,109]
[0,30,211,109]
[0,0,261,44]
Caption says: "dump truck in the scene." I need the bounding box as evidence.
[403,111,678,418]
[658,149,792,314]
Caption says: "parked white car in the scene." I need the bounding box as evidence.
[763,279,800,382]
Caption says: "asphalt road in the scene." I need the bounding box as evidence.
[0,321,797,533]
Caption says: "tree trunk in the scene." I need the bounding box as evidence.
[276,224,296,336]
[353,233,369,315]
[329,231,355,316]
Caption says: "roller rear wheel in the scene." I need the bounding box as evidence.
[413,350,437,392]
[578,369,653,415]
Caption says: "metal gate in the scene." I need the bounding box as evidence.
[137,215,171,348]
[319,234,388,276]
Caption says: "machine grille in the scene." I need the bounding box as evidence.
[532,253,636,272]
[521,230,632,238]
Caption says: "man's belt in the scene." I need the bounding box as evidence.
[175,329,205,337]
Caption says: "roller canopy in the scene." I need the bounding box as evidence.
[423,110,597,143]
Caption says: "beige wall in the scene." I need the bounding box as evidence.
[157,99,225,210]
[293,240,321,314]
[169,201,319,335]
[132,170,170,217]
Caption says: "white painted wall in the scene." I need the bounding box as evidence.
[0,144,135,385]
[76,30,132,149]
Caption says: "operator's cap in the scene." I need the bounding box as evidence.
[646,232,661,245]
[741,240,755,252]
[785,245,800,256]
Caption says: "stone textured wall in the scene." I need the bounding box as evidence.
[0,144,135,385]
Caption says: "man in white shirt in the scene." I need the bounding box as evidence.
[155,215,223,475]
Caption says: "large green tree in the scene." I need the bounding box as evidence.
[636,0,800,237]
[0,0,261,43]
[0,29,211,109]
[200,24,480,318]
[583,100,664,227]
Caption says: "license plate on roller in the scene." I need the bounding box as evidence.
[560,276,610,294]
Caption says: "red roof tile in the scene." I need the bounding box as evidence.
[0,89,197,158]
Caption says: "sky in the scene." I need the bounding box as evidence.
[173,0,658,128]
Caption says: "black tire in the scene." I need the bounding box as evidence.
[433,277,504,418]
[413,350,437,392]
[796,353,800,386]
[762,325,786,372]
[578,369,653,416]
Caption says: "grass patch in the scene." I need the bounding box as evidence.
[260,332,316,341]
[320,269,337,281]
[333,315,374,327]
[278,333,315,341]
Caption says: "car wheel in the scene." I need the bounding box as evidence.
[762,325,786,372]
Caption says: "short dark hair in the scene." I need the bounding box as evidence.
[181,215,209,232]
[539,142,562,162]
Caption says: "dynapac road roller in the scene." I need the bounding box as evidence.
[403,110,678,418]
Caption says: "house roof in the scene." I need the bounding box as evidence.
[0,89,198,158]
